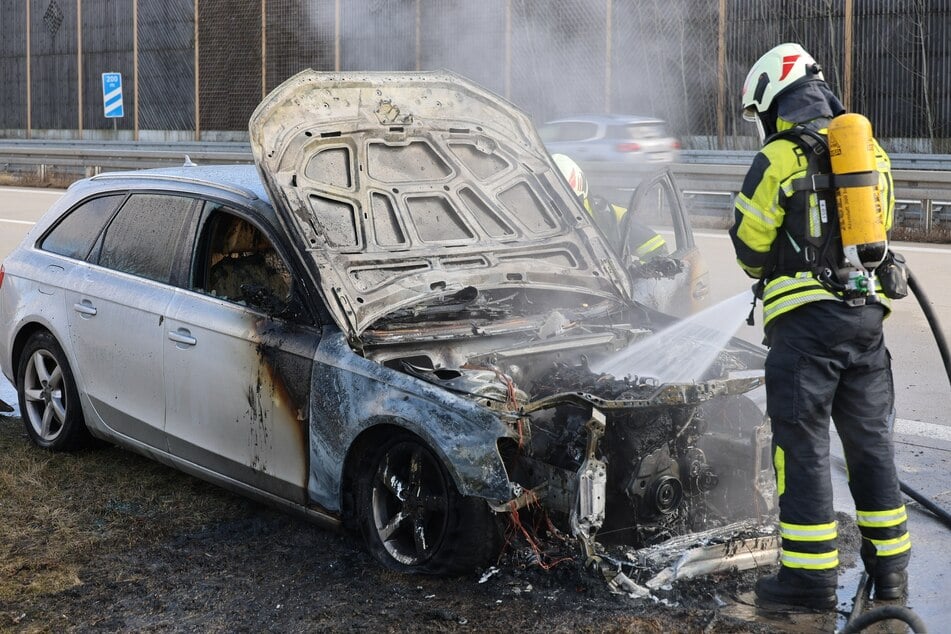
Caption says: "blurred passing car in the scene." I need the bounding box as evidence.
[0,71,771,581]
[539,114,680,165]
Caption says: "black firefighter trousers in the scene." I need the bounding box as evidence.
[765,299,911,581]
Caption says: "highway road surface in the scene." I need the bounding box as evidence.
[1,185,949,628]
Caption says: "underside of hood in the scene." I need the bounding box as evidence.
[249,70,630,337]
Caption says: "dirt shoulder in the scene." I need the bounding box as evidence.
[0,414,775,633]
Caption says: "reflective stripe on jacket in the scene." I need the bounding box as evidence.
[584,196,667,259]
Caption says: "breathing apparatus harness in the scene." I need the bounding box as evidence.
[746,118,908,326]
[784,125,876,300]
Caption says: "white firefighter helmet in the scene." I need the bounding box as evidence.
[552,153,588,199]
[742,43,823,123]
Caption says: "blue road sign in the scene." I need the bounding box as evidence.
[102,72,124,118]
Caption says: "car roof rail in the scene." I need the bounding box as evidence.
[88,172,259,201]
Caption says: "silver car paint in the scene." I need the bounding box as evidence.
[0,168,517,516]
[163,286,317,505]
[65,260,173,449]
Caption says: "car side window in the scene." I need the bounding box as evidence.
[555,122,599,142]
[628,177,689,253]
[97,194,196,284]
[610,124,666,140]
[39,194,124,260]
[195,208,292,311]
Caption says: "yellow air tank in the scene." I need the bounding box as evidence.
[827,113,888,272]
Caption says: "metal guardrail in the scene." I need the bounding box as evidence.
[584,158,951,234]
[680,149,951,171]
[0,140,253,176]
[1,142,949,233]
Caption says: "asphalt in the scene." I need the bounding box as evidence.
[2,373,948,631]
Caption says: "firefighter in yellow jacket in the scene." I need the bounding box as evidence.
[552,154,668,262]
[731,43,910,609]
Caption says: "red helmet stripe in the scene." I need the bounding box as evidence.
[780,54,800,80]
[568,171,577,189]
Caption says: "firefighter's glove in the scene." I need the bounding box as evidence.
[628,256,683,279]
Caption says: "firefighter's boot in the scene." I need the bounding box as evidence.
[861,540,909,600]
[754,568,837,610]
[873,570,907,600]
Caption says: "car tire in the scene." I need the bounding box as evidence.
[17,331,89,451]
[355,432,502,575]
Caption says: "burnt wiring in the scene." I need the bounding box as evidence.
[487,364,527,447]
[502,492,575,571]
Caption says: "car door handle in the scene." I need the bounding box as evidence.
[692,278,710,301]
[168,329,197,347]
[73,300,98,317]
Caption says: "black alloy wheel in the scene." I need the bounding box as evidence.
[356,433,502,575]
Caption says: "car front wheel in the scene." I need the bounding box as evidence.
[355,433,501,575]
[17,331,89,451]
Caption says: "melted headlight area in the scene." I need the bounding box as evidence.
[514,365,748,551]
[517,364,776,593]
[392,352,773,561]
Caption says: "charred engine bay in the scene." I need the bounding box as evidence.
[529,366,719,545]
[386,330,771,554]
[519,363,771,550]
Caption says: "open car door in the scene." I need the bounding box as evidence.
[623,170,710,316]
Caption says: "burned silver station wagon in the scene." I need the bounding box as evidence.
[0,71,775,584]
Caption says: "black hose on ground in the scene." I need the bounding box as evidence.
[907,270,951,391]
[899,479,951,530]
[901,267,951,530]
[843,572,928,633]
[841,605,929,633]
[845,572,873,631]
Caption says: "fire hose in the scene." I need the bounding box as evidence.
[843,572,928,633]
[837,265,949,632]
[902,268,951,531]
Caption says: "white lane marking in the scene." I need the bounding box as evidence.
[889,245,951,255]
[895,418,951,443]
[0,219,35,226]
[693,230,951,255]
[692,231,731,239]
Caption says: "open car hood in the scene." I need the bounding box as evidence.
[249,70,630,337]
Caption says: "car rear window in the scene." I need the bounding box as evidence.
[97,194,195,284]
[608,123,667,140]
[40,194,123,260]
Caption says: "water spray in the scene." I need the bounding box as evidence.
[593,290,755,382]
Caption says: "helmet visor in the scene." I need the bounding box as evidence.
[742,107,758,122]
